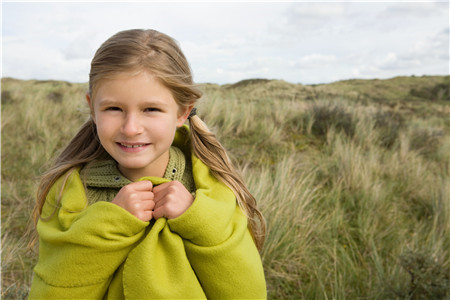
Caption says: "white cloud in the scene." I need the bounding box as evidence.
[379,1,448,19]
[289,3,347,19]
[293,54,337,69]
[2,1,448,85]
[3,36,91,82]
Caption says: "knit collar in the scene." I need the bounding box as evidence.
[80,146,186,188]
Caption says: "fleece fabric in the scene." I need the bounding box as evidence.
[28,126,267,299]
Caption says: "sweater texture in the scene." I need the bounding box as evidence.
[79,146,196,205]
[29,125,267,299]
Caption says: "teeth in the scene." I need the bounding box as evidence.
[120,143,145,148]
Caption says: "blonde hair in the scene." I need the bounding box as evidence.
[32,29,265,250]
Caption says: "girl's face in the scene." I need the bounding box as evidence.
[87,71,190,181]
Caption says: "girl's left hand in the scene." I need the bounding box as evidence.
[152,181,194,219]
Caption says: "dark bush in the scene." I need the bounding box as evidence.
[373,110,405,149]
[395,251,450,299]
[409,81,450,101]
[409,128,443,159]
[309,102,356,138]
[1,90,13,105]
[47,91,63,102]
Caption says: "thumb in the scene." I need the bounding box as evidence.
[131,180,153,191]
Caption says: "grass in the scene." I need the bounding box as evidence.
[2,75,449,299]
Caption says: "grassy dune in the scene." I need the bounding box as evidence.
[2,76,449,299]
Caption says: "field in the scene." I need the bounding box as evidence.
[2,75,449,299]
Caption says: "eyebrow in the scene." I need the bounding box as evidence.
[97,98,167,108]
[96,99,119,107]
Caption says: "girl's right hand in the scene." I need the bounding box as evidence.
[112,181,155,222]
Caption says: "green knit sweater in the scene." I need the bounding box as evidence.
[29,126,267,299]
[79,146,196,205]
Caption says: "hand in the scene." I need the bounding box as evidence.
[152,181,194,220]
[112,181,155,222]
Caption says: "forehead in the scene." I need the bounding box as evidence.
[92,71,171,99]
[92,70,165,95]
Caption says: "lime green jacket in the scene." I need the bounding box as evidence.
[29,127,266,299]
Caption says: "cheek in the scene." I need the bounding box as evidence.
[95,117,114,139]
[151,118,177,141]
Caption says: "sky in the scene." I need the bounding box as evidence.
[1,1,449,85]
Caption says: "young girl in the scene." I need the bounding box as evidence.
[29,29,266,299]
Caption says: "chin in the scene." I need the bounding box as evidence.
[119,162,150,170]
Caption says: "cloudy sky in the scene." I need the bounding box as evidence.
[2,1,449,85]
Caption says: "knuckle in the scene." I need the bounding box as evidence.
[168,184,178,192]
[123,185,133,192]
[132,201,141,211]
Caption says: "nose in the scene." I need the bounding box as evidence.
[121,113,144,136]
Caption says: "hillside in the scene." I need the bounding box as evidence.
[203,75,449,102]
[1,75,449,299]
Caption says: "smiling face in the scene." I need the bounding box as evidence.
[87,71,190,181]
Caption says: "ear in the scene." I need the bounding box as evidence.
[176,105,194,127]
[85,93,96,123]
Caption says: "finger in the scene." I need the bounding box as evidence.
[153,184,171,204]
[153,197,166,211]
[137,210,153,222]
[153,181,183,199]
[152,207,164,220]
[141,200,155,211]
[152,182,170,194]
[138,191,154,201]
[129,180,153,191]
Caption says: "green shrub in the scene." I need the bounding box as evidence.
[308,102,356,139]
[409,127,443,160]
[409,81,450,102]
[373,110,405,149]
[395,251,450,299]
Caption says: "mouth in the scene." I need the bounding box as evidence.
[118,142,148,148]
[116,142,150,151]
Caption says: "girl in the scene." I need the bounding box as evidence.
[29,29,266,299]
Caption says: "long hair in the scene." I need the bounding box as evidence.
[33,29,265,250]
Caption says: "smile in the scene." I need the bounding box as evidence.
[118,143,148,148]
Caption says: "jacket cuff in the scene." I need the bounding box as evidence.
[86,201,149,234]
[167,191,237,246]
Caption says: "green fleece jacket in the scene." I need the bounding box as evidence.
[29,126,266,299]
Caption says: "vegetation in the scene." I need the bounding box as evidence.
[2,75,449,299]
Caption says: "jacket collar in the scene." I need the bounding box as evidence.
[80,146,186,188]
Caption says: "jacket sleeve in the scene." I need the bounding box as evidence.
[167,157,267,299]
[29,170,148,299]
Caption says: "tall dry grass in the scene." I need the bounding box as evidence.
[197,82,449,299]
[2,76,449,299]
